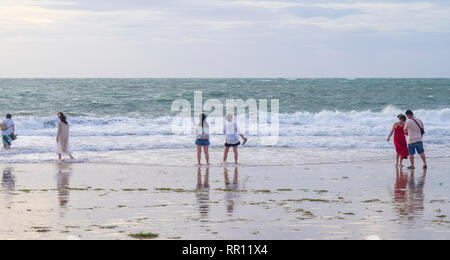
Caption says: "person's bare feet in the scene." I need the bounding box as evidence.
[242,137,248,145]
[423,165,428,169]
[408,166,415,169]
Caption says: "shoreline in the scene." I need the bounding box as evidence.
[1,159,448,240]
[1,146,449,167]
[0,157,446,168]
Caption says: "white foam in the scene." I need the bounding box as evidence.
[2,106,450,164]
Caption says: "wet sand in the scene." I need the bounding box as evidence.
[0,160,449,240]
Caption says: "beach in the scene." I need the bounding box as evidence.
[0,78,449,240]
[1,158,449,240]
[2,0,450,244]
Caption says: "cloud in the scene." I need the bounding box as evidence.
[0,6,56,28]
[0,2,164,33]
[229,1,450,32]
[0,0,449,77]
[1,0,449,35]
[230,0,302,9]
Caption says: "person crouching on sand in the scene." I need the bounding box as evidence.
[1,114,15,149]
[387,114,409,167]
[195,113,210,165]
[223,114,247,164]
[56,112,74,160]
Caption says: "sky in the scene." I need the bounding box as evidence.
[0,0,449,78]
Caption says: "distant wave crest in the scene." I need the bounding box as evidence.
[13,106,450,137]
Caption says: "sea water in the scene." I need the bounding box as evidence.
[0,78,449,165]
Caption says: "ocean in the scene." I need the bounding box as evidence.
[1,78,449,165]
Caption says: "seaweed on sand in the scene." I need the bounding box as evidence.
[129,232,159,240]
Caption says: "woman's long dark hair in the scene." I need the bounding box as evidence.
[201,113,207,127]
[58,112,68,124]
[198,113,208,128]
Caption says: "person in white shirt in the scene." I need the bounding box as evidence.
[1,114,15,149]
[222,114,247,164]
[404,110,427,169]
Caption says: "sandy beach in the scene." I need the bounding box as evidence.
[2,0,450,245]
[1,159,448,240]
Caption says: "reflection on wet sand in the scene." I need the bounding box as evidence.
[1,168,16,207]
[407,169,426,219]
[394,167,408,215]
[224,167,239,216]
[394,167,427,221]
[196,166,210,219]
[2,168,15,192]
[56,163,72,212]
[0,160,448,240]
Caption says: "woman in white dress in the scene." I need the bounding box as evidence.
[56,112,74,160]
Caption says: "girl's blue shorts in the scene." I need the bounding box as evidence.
[195,139,210,146]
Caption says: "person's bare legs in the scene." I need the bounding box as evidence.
[58,154,62,160]
[419,153,427,168]
[409,154,415,169]
[3,140,10,149]
[223,147,230,163]
[396,153,400,166]
[399,157,404,168]
[233,146,238,164]
[69,154,74,160]
[203,146,210,165]
[196,145,202,165]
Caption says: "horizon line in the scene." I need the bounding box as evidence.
[1,77,449,79]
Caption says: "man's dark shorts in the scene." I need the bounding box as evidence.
[408,141,424,155]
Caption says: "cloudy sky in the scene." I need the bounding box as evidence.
[0,0,449,77]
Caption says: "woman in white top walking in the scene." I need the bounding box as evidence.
[56,112,74,160]
[223,114,247,164]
